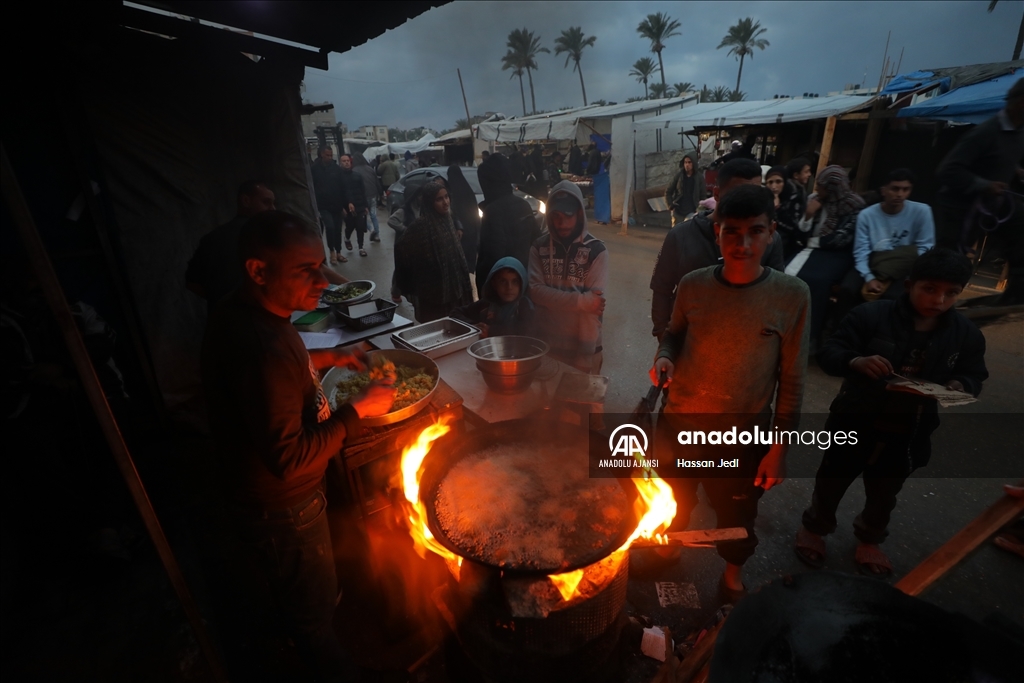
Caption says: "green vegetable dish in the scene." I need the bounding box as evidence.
[322,285,369,304]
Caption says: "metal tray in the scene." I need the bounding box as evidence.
[391,317,481,359]
[321,349,439,427]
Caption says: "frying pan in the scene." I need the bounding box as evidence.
[418,416,640,575]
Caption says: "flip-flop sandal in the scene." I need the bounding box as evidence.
[337,254,348,263]
[855,543,893,578]
[359,249,367,257]
[344,240,353,251]
[794,527,826,569]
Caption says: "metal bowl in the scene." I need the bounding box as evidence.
[468,336,549,376]
[319,280,375,308]
[321,348,438,427]
[477,365,539,394]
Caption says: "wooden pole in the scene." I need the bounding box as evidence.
[853,98,887,192]
[457,68,472,130]
[0,145,229,682]
[895,480,1024,597]
[814,115,838,179]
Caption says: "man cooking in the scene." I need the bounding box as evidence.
[201,210,394,680]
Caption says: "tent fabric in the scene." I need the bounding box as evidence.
[881,60,1024,96]
[77,36,315,428]
[898,71,1022,125]
[621,95,872,227]
[360,133,436,160]
[632,94,873,133]
[881,71,950,96]
[475,96,695,142]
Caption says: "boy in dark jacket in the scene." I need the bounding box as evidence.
[794,248,988,577]
[450,257,534,338]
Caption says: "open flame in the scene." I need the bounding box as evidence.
[618,467,677,551]
[399,418,463,578]
[548,568,585,601]
[400,421,676,602]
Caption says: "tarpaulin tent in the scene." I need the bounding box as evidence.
[881,60,1023,97]
[359,132,437,161]
[898,70,1022,125]
[621,95,873,226]
[475,96,698,221]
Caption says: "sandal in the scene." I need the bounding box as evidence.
[794,526,826,569]
[344,240,353,251]
[359,249,367,257]
[337,254,348,263]
[855,543,893,578]
[717,573,748,604]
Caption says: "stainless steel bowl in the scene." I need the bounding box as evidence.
[468,336,549,375]
[321,349,438,426]
[477,366,539,394]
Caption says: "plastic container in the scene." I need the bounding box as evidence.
[334,298,398,331]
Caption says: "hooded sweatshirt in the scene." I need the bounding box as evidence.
[528,180,608,371]
[450,256,535,337]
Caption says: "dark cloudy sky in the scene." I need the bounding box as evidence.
[303,0,1020,132]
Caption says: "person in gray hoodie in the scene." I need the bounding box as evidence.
[528,180,608,373]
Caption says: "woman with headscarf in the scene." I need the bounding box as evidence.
[784,165,865,346]
[446,165,480,273]
[394,181,473,322]
[475,153,540,293]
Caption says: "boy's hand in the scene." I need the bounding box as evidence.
[650,357,674,385]
[754,444,786,490]
[945,379,965,392]
[850,355,893,380]
[865,279,886,295]
[805,197,821,218]
[583,289,606,314]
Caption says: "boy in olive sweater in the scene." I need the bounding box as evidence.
[652,185,810,601]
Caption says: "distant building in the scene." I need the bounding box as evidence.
[354,125,389,143]
[301,102,339,139]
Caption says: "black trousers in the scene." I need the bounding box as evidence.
[322,209,343,252]
[802,433,913,545]
[656,420,767,566]
[344,210,367,248]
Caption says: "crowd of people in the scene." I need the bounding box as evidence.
[181,81,1021,680]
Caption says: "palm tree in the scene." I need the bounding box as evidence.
[501,50,528,116]
[636,12,681,87]
[625,96,645,103]
[699,83,711,102]
[553,26,597,106]
[717,17,770,93]
[507,28,550,114]
[649,82,670,99]
[728,89,746,102]
[671,82,695,97]
[989,1,1024,60]
[629,57,657,99]
[710,86,731,103]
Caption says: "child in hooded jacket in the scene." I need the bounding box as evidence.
[450,257,535,338]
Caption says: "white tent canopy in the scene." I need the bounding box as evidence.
[622,95,874,226]
[631,94,874,133]
[360,132,437,161]
[475,96,696,143]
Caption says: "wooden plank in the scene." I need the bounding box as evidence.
[895,480,1024,597]
[814,116,838,179]
[676,618,726,682]
[630,528,748,549]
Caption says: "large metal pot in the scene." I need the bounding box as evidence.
[468,336,549,394]
[419,416,638,575]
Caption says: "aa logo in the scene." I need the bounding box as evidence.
[608,424,648,461]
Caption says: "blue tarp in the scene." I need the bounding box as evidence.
[898,71,1022,124]
[881,71,950,96]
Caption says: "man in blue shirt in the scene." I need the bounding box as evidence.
[837,169,935,310]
